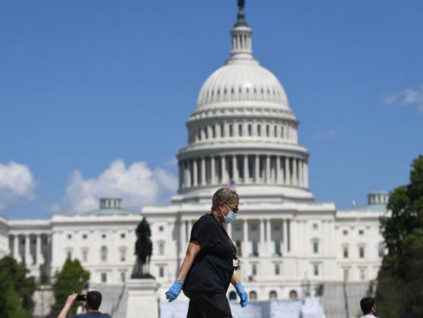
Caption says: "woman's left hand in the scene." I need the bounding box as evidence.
[235,283,248,307]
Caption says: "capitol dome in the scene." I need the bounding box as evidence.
[174,1,313,203]
[196,61,290,110]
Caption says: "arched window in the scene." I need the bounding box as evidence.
[289,290,298,299]
[269,291,277,300]
[249,291,257,301]
[229,291,237,300]
[101,246,108,262]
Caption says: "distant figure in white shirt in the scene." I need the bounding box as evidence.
[360,297,377,318]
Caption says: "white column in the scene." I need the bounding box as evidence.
[243,155,248,184]
[222,156,227,184]
[255,155,259,183]
[283,220,289,254]
[242,220,249,257]
[179,220,186,261]
[232,155,238,183]
[14,235,21,262]
[36,234,44,266]
[187,161,192,188]
[227,222,232,238]
[276,156,281,184]
[266,219,271,255]
[304,161,309,188]
[25,235,30,265]
[211,157,216,184]
[193,160,198,187]
[201,158,206,186]
[259,220,265,256]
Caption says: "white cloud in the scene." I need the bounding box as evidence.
[0,162,36,211]
[312,129,336,141]
[56,159,178,213]
[384,85,423,112]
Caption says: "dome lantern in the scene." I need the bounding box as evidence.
[229,0,254,62]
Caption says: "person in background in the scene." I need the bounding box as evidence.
[165,187,248,318]
[57,291,111,318]
[360,297,377,318]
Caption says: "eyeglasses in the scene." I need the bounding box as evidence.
[223,202,239,213]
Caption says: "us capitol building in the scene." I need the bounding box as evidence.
[0,2,389,316]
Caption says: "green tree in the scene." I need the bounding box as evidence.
[377,155,423,317]
[0,256,36,318]
[51,258,90,317]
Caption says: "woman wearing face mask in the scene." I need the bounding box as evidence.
[165,187,248,318]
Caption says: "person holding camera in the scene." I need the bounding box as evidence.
[58,290,111,318]
[165,187,248,318]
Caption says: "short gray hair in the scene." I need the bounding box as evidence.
[211,188,239,211]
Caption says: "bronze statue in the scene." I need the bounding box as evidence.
[131,217,154,279]
[238,0,245,9]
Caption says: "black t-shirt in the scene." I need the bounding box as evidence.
[183,213,236,293]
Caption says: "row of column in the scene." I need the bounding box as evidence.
[232,30,252,53]
[178,218,291,259]
[190,121,296,143]
[10,233,47,266]
[179,154,308,189]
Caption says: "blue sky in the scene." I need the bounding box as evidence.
[1,0,422,219]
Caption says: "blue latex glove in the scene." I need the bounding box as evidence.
[235,283,248,307]
[165,281,183,302]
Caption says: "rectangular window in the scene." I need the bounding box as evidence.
[101,272,107,283]
[120,249,126,262]
[313,264,319,276]
[159,266,165,278]
[159,243,165,256]
[359,246,365,258]
[313,241,319,254]
[343,247,349,258]
[274,264,280,275]
[252,264,257,276]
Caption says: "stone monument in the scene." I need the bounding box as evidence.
[126,217,160,318]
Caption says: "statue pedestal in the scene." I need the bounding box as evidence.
[126,278,160,318]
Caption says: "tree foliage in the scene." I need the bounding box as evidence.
[377,155,423,317]
[51,258,90,317]
[0,256,36,318]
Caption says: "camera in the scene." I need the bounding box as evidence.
[75,294,86,301]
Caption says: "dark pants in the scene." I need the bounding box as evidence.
[184,291,232,318]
